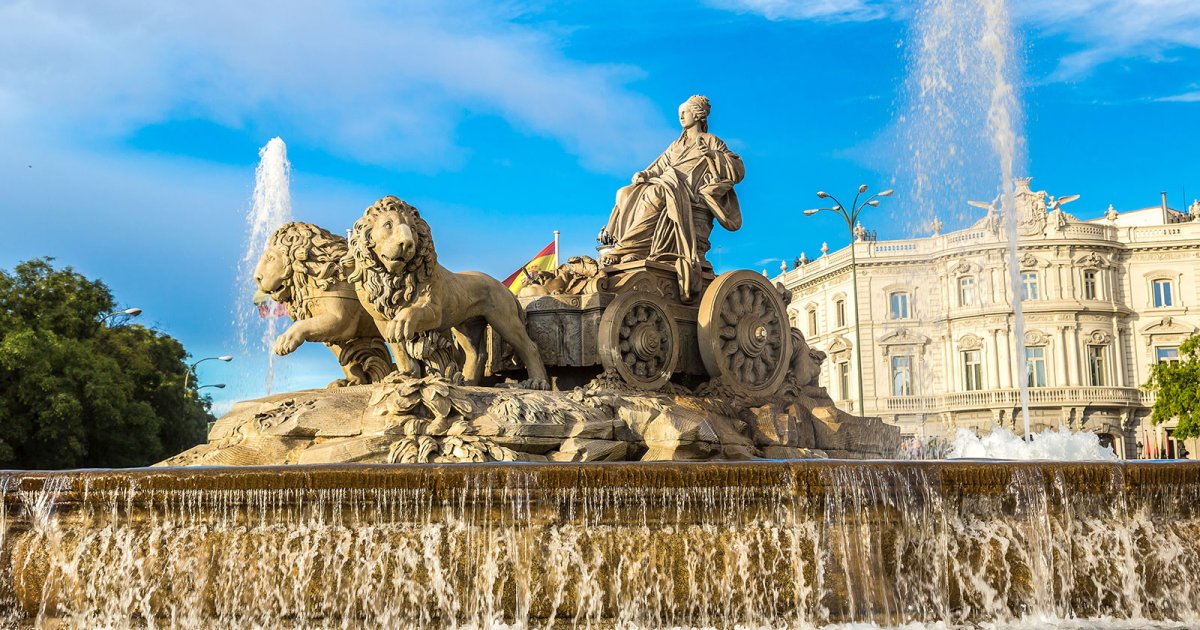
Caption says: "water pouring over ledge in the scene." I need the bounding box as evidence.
[2,461,1200,628]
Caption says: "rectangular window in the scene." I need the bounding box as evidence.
[1153,279,1174,308]
[837,361,850,400]
[808,310,818,337]
[1021,272,1040,301]
[1087,345,1107,386]
[891,355,913,396]
[1157,347,1180,363]
[1083,270,1097,300]
[959,277,976,307]
[963,350,983,391]
[889,292,909,319]
[1025,346,1047,387]
[835,299,846,327]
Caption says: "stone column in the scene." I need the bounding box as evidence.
[987,328,1002,389]
[1066,325,1081,386]
[1055,326,1069,387]
[998,327,1013,389]
[1114,327,1127,388]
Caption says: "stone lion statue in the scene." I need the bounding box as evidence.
[344,196,550,389]
[254,222,396,387]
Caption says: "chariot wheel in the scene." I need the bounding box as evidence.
[698,270,793,397]
[599,291,680,390]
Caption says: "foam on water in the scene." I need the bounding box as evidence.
[949,427,1119,461]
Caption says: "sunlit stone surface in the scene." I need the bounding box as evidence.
[3,461,1199,628]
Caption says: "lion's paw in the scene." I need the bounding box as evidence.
[519,378,552,391]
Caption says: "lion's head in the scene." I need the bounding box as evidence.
[344,196,437,319]
[254,222,349,319]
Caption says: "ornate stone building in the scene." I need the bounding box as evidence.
[774,179,1200,459]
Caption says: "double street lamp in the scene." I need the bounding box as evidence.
[185,355,234,391]
[802,185,893,417]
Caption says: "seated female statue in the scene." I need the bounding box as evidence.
[599,95,744,300]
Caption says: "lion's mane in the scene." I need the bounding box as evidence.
[344,196,437,319]
[267,222,350,320]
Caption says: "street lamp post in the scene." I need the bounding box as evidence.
[198,384,227,392]
[185,355,234,391]
[802,185,893,417]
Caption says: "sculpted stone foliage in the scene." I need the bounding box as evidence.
[344,196,550,389]
[254,222,394,386]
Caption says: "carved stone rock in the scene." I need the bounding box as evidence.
[161,373,898,467]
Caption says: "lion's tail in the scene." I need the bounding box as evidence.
[512,292,527,324]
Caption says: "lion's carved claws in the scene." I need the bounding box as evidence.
[274,329,304,355]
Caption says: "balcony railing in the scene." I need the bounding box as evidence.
[876,386,1148,414]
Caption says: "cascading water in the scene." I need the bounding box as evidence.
[2,462,1199,628]
[898,0,1031,437]
[235,137,293,396]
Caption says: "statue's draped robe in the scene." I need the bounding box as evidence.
[604,132,745,299]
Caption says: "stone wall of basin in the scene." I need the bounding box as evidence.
[3,461,1200,627]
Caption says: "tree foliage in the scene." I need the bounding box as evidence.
[0,258,212,469]
[1146,334,1200,440]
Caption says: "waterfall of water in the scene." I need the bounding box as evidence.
[900,0,1031,437]
[3,462,1200,628]
[235,137,293,396]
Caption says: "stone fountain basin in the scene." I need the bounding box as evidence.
[3,460,1200,627]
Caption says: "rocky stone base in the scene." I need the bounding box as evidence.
[161,376,898,466]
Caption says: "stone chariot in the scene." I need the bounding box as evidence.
[505,260,793,397]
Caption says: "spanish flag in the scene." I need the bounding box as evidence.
[502,240,557,295]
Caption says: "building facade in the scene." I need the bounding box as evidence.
[774,179,1200,459]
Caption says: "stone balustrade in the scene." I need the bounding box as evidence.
[877,386,1147,414]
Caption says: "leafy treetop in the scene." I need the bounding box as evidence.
[0,258,211,469]
[1146,334,1200,441]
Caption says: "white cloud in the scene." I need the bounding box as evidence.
[705,0,889,22]
[0,1,669,173]
[704,0,1200,81]
[1015,0,1200,80]
[1158,90,1200,102]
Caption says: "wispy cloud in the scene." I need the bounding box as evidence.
[1016,0,1200,80]
[1157,90,1200,103]
[704,0,889,22]
[0,1,669,173]
[704,0,1200,81]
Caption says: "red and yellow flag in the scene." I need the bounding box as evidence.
[502,240,557,295]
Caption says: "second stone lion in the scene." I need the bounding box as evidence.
[343,196,551,390]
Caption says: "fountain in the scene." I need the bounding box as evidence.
[236,137,294,396]
[2,5,1197,627]
[899,0,1034,438]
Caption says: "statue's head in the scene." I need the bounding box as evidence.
[350,196,428,274]
[345,196,437,316]
[678,95,710,133]
[254,222,348,304]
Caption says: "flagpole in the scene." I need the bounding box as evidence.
[553,230,560,267]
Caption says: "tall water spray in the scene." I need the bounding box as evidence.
[899,0,1031,436]
[235,137,293,395]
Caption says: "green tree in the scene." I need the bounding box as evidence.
[1145,334,1200,440]
[0,258,212,469]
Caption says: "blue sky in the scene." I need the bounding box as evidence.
[1,0,1197,409]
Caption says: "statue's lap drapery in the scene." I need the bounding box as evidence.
[602,98,745,300]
